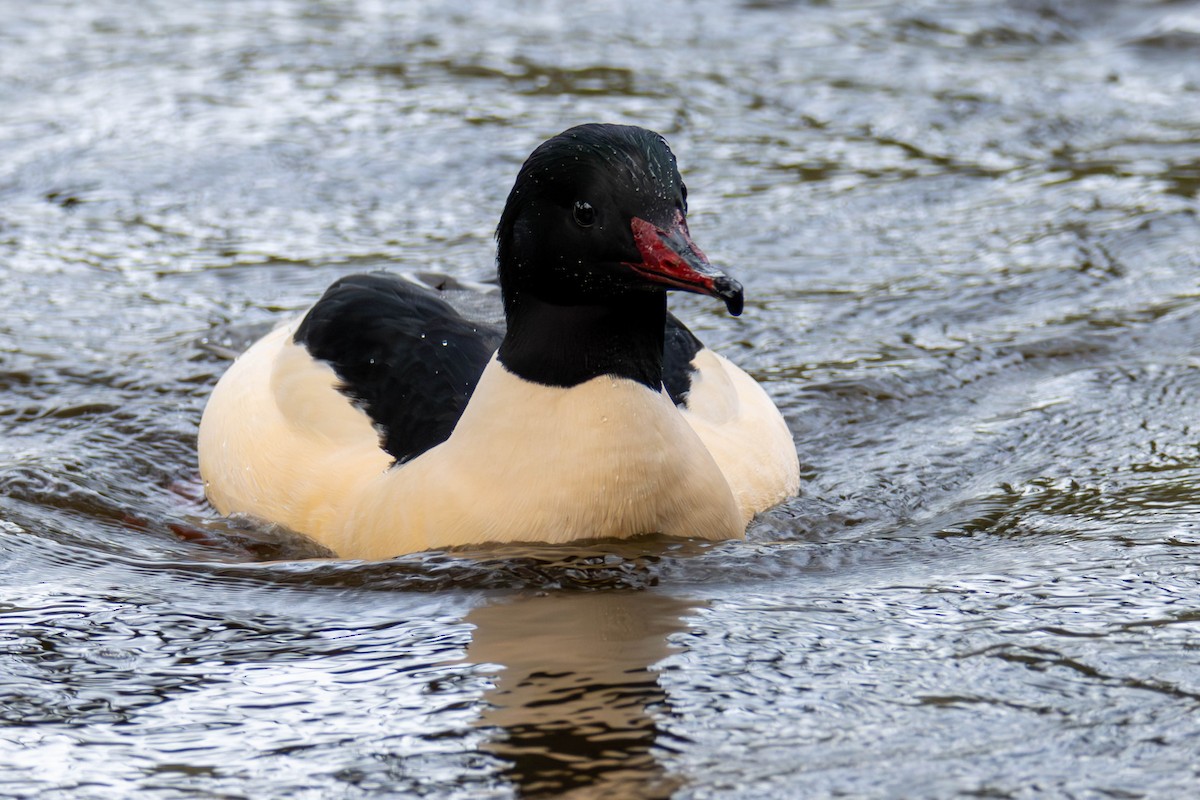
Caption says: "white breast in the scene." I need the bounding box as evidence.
[338,357,744,558]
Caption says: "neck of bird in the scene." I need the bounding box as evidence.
[497,288,667,390]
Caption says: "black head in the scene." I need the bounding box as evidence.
[495,124,743,318]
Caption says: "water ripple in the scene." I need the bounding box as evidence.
[2,0,1200,796]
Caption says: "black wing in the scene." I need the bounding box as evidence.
[294,272,503,464]
[664,311,703,406]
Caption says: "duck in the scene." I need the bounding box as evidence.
[198,123,800,560]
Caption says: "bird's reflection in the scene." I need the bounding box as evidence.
[464,590,696,798]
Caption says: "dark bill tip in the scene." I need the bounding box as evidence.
[714,275,744,316]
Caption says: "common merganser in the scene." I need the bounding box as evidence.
[198,123,799,559]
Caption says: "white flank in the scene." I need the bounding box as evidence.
[680,349,801,523]
[197,322,393,541]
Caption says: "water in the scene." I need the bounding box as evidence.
[2,0,1200,796]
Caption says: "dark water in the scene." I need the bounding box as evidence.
[3,0,1200,796]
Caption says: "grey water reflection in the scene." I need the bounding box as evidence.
[466,591,693,798]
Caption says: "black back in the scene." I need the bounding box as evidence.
[664,312,703,404]
[294,272,502,464]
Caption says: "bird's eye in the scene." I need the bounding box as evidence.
[573,200,596,228]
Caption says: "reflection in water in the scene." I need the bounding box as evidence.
[464,591,695,798]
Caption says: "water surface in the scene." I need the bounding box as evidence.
[2,0,1200,796]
